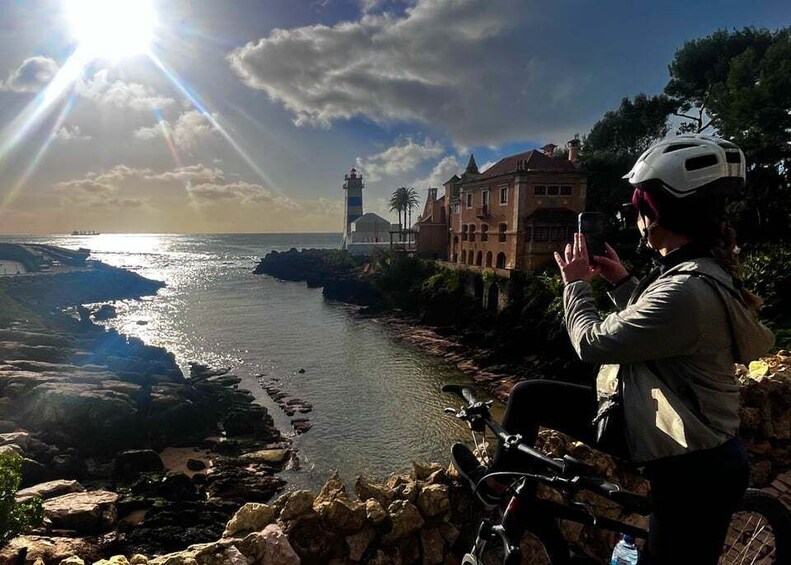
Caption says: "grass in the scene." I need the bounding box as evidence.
[0,284,43,327]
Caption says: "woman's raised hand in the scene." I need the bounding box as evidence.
[554,233,599,285]
[593,243,630,285]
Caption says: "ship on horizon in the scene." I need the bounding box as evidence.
[70,230,100,236]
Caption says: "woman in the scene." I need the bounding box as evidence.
[453,135,775,564]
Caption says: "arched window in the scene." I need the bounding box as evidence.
[496,252,507,269]
[469,224,476,242]
[476,251,483,266]
[498,223,507,243]
[480,224,489,242]
[485,251,493,267]
[461,250,467,264]
[461,225,468,241]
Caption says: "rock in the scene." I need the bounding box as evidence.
[291,419,312,435]
[417,484,451,519]
[147,540,247,565]
[364,499,387,525]
[187,458,207,472]
[92,304,118,321]
[316,497,366,533]
[279,490,316,521]
[94,557,131,565]
[279,512,335,562]
[421,527,445,565]
[130,556,149,565]
[114,450,165,477]
[159,472,198,501]
[413,462,443,481]
[0,535,103,564]
[0,443,24,457]
[384,500,424,542]
[59,557,86,565]
[17,479,85,502]
[346,527,375,561]
[240,449,289,465]
[314,471,348,506]
[21,458,51,487]
[223,503,275,538]
[439,523,460,546]
[355,475,395,509]
[43,490,119,534]
[236,523,300,565]
[0,431,31,450]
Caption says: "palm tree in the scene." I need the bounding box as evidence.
[389,188,405,234]
[405,187,420,229]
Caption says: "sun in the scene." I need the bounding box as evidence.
[66,0,157,60]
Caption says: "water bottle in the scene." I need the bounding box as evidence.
[610,534,639,565]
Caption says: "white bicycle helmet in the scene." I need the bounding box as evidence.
[623,134,746,198]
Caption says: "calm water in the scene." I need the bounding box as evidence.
[0,233,478,489]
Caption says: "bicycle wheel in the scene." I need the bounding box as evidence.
[719,489,791,564]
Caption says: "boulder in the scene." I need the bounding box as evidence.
[364,499,387,525]
[148,541,248,565]
[187,458,207,472]
[279,490,315,521]
[0,431,31,450]
[130,556,149,565]
[0,443,24,457]
[384,500,424,543]
[43,490,119,534]
[420,528,445,565]
[355,476,395,509]
[239,449,289,465]
[94,557,130,565]
[315,497,366,534]
[0,536,102,564]
[412,462,443,481]
[16,479,85,502]
[223,503,275,538]
[92,304,118,321]
[346,527,375,561]
[314,471,348,506]
[114,450,165,477]
[236,523,300,565]
[416,484,451,519]
[59,557,86,565]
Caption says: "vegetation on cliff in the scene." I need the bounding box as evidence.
[0,454,43,545]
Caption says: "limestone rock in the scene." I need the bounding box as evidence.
[346,527,375,561]
[0,536,102,564]
[316,497,366,533]
[239,449,289,465]
[16,480,85,504]
[147,540,245,565]
[314,471,348,506]
[0,443,24,457]
[364,498,387,525]
[59,557,85,565]
[0,431,31,450]
[223,503,275,538]
[279,490,315,521]
[94,556,131,565]
[412,462,443,481]
[130,555,149,564]
[417,484,451,519]
[355,475,395,509]
[439,523,460,546]
[43,490,118,534]
[384,500,424,542]
[237,523,299,565]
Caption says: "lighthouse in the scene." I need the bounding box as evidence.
[342,167,364,243]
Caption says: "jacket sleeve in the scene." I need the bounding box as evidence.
[607,276,639,309]
[564,278,702,364]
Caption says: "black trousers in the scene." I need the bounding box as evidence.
[497,380,749,564]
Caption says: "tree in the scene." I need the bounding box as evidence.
[389,188,405,233]
[666,27,791,241]
[0,454,43,545]
[405,187,420,229]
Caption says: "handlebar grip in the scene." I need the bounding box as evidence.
[441,383,478,405]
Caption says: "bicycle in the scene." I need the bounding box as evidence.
[442,383,791,564]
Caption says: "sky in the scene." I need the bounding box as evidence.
[0,0,789,234]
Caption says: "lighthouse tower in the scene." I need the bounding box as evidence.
[342,167,364,243]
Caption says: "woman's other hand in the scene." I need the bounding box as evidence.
[554,233,598,284]
[593,243,630,285]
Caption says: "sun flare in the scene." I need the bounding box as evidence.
[66,0,157,60]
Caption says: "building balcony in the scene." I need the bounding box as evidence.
[475,205,489,218]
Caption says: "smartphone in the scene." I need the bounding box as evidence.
[578,212,606,263]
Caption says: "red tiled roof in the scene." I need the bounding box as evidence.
[476,150,577,180]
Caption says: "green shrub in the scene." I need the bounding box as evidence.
[741,244,791,321]
[0,454,43,545]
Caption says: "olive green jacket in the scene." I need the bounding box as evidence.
[563,258,775,463]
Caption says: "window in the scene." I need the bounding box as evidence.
[481,190,490,207]
[469,224,476,242]
[534,227,549,242]
[485,252,493,267]
[560,185,572,196]
[452,203,460,214]
[466,192,473,208]
[534,185,546,196]
[475,251,483,266]
[461,224,468,241]
[481,224,489,242]
[461,250,467,264]
[525,226,532,242]
[551,226,566,241]
[496,252,507,269]
[498,223,507,243]
[499,186,508,204]
[547,185,559,196]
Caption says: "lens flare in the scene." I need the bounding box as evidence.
[66,0,157,60]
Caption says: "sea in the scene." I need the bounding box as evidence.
[0,233,481,490]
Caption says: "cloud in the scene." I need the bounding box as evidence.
[0,56,60,93]
[55,126,92,143]
[227,0,591,146]
[356,138,444,182]
[411,155,461,189]
[78,69,176,112]
[133,111,219,150]
[186,181,301,209]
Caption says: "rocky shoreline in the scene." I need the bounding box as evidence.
[0,265,293,563]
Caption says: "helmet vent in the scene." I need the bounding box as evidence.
[664,143,696,153]
[685,154,719,171]
[725,151,742,164]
